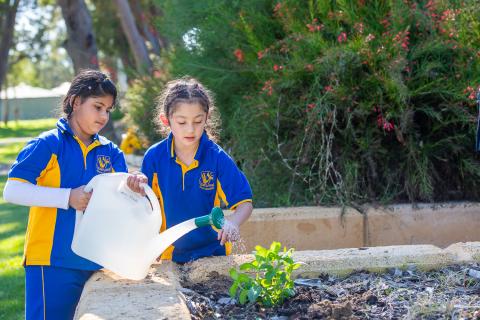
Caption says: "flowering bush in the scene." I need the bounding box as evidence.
[120,128,143,155]
[156,0,480,206]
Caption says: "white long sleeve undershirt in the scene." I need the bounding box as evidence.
[3,179,71,210]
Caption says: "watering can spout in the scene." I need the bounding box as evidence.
[194,207,225,229]
[147,207,225,263]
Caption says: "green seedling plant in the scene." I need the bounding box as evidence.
[229,241,302,307]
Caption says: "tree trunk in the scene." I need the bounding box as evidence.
[57,0,119,143]
[0,0,20,91]
[3,78,10,125]
[57,0,99,73]
[113,0,152,74]
[129,0,163,56]
[148,3,169,50]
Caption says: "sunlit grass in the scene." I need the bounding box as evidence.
[0,118,56,139]
[0,143,24,166]
[0,176,28,319]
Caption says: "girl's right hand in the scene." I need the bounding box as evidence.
[69,185,92,211]
[126,172,148,196]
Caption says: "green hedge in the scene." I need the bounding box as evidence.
[144,0,480,207]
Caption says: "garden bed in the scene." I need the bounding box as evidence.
[180,263,480,319]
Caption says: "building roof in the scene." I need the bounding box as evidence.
[0,82,70,99]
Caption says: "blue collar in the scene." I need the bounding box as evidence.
[57,117,102,143]
[167,131,209,162]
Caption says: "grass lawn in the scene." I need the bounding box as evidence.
[0,176,27,320]
[0,118,56,319]
[0,143,25,166]
[0,118,57,139]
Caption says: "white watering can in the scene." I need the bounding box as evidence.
[71,173,224,280]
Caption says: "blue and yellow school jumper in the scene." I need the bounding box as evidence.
[8,118,127,320]
[141,132,252,263]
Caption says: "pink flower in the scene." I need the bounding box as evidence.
[261,80,273,96]
[324,85,334,92]
[274,2,282,13]
[273,64,284,72]
[366,33,375,42]
[153,70,163,79]
[234,49,244,63]
[383,121,395,132]
[306,103,315,111]
[354,22,364,34]
[306,19,323,33]
[337,32,347,43]
[257,48,269,60]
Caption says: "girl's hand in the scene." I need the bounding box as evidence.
[217,218,240,246]
[69,185,92,211]
[127,172,148,196]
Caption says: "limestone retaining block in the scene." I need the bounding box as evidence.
[74,262,190,320]
[364,202,480,248]
[237,206,364,252]
[186,243,480,283]
[237,203,480,252]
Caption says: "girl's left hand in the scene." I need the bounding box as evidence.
[126,172,148,196]
[217,218,240,245]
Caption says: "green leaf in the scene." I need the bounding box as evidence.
[229,282,239,298]
[254,245,268,257]
[285,288,295,297]
[292,263,302,270]
[238,273,251,283]
[260,278,272,287]
[229,268,238,280]
[270,241,281,253]
[265,270,276,281]
[239,289,248,305]
[247,286,261,303]
[259,263,274,272]
[240,262,255,271]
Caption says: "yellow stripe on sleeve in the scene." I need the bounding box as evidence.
[7,177,30,183]
[215,180,229,207]
[229,199,253,211]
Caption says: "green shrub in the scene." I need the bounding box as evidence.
[122,76,165,144]
[155,0,480,206]
[229,241,301,307]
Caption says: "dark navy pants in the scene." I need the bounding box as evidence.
[25,266,93,320]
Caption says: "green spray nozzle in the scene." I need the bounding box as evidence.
[194,207,224,229]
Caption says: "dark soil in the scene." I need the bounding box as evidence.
[180,263,480,320]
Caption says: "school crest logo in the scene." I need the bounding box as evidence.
[199,171,215,190]
[96,155,112,173]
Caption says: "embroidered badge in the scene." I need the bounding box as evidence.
[199,171,215,190]
[96,155,112,173]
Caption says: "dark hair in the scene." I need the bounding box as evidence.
[155,76,220,141]
[61,69,117,118]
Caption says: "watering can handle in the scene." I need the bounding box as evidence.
[73,175,99,236]
[74,176,97,216]
[139,182,161,216]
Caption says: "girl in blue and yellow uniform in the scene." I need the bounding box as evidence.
[3,70,127,320]
[127,77,253,263]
